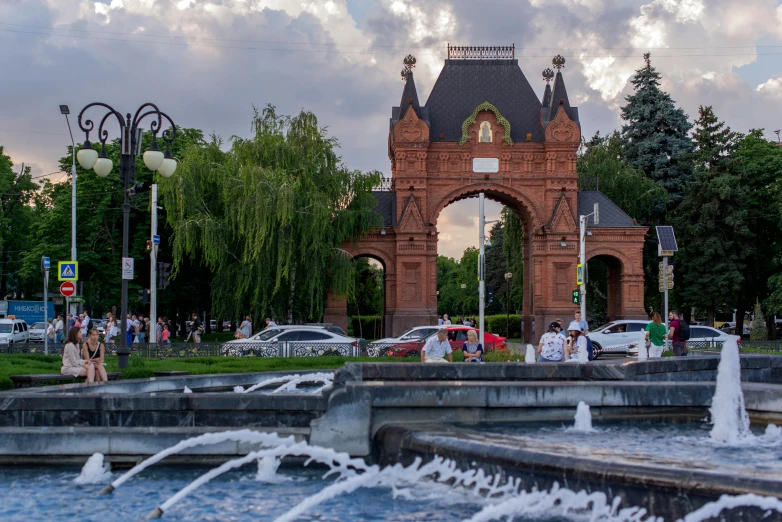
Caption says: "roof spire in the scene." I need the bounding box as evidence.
[398,54,421,121]
[401,54,416,80]
[543,68,554,84]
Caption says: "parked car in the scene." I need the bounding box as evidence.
[380,326,507,358]
[587,320,649,357]
[222,320,232,330]
[0,318,29,346]
[257,323,349,337]
[718,322,751,336]
[91,319,106,337]
[221,326,361,357]
[367,325,441,352]
[28,322,48,343]
[589,320,742,357]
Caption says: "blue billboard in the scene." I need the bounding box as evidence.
[6,301,55,325]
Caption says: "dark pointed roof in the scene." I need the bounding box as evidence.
[542,71,579,126]
[392,72,429,129]
[398,72,422,121]
[541,83,552,107]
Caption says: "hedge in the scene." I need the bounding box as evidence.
[485,314,522,339]
[351,316,383,340]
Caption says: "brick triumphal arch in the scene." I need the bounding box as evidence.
[324,47,647,342]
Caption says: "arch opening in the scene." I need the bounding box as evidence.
[585,254,624,327]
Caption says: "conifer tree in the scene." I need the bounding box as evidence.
[675,106,750,325]
[621,53,693,212]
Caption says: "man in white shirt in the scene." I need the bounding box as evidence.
[265,318,277,329]
[421,329,453,363]
[81,311,91,337]
[54,315,64,344]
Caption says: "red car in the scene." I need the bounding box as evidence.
[385,326,507,357]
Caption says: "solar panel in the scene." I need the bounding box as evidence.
[656,226,678,254]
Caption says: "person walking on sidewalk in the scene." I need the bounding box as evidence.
[667,310,686,357]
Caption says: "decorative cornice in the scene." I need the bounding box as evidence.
[459,101,513,146]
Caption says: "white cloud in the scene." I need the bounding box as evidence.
[757,74,782,96]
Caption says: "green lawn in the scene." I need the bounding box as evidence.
[0,353,415,390]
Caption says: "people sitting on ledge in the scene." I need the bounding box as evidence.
[61,326,95,383]
[421,328,453,363]
[462,329,484,362]
[536,322,564,362]
[564,321,588,362]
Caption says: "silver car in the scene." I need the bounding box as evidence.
[221,327,361,357]
[28,322,48,343]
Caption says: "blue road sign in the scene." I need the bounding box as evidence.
[153,235,160,245]
[58,261,78,281]
[42,257,50,270]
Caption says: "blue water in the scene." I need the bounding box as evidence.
[0,465,490,522]
[471,420,782,472]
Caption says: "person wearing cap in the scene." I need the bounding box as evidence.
[554,318,567,340]
[564,320,589,362]
[536,322,564,362]
[421,328,453,363]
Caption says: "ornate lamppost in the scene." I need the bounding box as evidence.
[76,103,177,368]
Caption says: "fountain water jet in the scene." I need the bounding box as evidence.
[709,338,752,445]
[525,344,536,363]
[74,453,112,485]
[571,401,595,432]
[237,372,334,394]
[637,330,647,360]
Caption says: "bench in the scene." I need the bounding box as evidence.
[10,373,121,389]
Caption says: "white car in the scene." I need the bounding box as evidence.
[221,327,361,357]
[0,318,29,346]
[627,324,740,355]
[28,322,48,343]
[587,320,651,357]
[368,326,441,350]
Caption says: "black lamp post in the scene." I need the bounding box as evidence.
[76,103,177,368]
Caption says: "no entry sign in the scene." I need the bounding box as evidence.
[60,281,76,297]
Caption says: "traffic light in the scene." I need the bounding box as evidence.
[572,290,580,304]
[159,262,172,289]
[138,288,149,304]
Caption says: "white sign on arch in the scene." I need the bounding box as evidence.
[472,158,499,173]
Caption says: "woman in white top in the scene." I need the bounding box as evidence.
[564,320,589,363]
[442,314,452,326]
[60,326,95,383]
[536,322,564,362]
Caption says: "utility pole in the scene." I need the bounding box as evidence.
[478,193,486,348]
[578,203,599,323]
[150,184,158,338]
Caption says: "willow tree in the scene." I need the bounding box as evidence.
[160,106,382,323]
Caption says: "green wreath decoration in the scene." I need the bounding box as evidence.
[459,101,513,146]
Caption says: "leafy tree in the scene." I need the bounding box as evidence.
[578,131,668,314]
[578,131,667,225]
[347,257,383,317]
[0,147,36,299]
[750,300,768,341]
[621,53,693,212]
[160,106,382,324]
[501,208,524,315]
[734,130,782,334]
[19,128,207,323]
[675,107,750,325]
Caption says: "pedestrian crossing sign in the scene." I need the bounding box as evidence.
[58,261,78,281]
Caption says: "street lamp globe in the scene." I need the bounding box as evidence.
[76,142,98,170]
[93,150,113,177]
[157,157,177,178]
[143,140,165,171]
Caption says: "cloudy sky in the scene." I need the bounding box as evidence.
[2,0,782,260]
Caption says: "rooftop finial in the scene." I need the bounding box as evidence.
[543,68,554,84]
[552,55,565,70]
[401,54,416,80]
